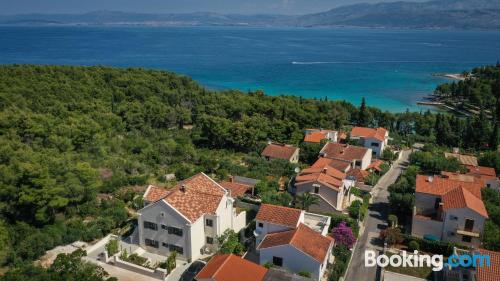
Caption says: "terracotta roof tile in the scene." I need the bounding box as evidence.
[261,143,299,161]
[312,157,351,172]
[295,167,345,191]
[196,254,268,281]
[442,186,488,218]
[467,166,497,177]
[320,143,369,162]
[256,204,302,228]
[258,224,333,263]
[416,175,483,199]
[304,131,328,143]
[351,127,388,142]
[142,173,226,223]
[476,249,500,281]
[367,160,385,172]
[219,181,252,198]
[347,168,370,182]
[143,185,173,202]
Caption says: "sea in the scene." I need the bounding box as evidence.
[1,26,500,112]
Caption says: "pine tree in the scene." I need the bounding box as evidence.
[357,97,370,127]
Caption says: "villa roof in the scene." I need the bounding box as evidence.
[295,167,345,191]
[468,166,496,177]
[196,254,267,281]
[347,168,370,182]
[415,175,483,199]
[143,185,173,202]
[256,204,302,228]
[444,152,478,167]
[261,143,299,161]
[312,157,351,172]
[196,254,268,281]
[476,249,500,281]
[142,173,226,223]
[257,224,333,263]
[367,160,385,172]
[219,181,252,198]
[320,143,369,162]
[442,186,488,218]
[351,127,387,142]
[304,131,328,143]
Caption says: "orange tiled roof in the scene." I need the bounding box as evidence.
[476,249,500,281]
[320,143,369,162]
[347,168,370,182]
[445,153,478,167]
[219,181,252,198]
[351,127,387,142]
[312,157,351,172]
[196,254,268,281]
[442,186,488,218]
[142,173,226,223]
[143,185,173,202]
[416,175,483,199]
[256,204,302,228]
[261,143,298,161]
[304,131,328,143]
[295,167,345,191]
[440,172,477,183]
[467,166,497,177]
[257,224,333,263]
[367,160,385,172]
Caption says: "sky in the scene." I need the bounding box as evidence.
[0,0,429,15]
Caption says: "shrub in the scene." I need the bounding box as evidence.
[388,215,398,228]
[332,222,356,249]
[380,228,404,246]
[298,271,311,278]
[408,240,420,252]
[105,239,119,256]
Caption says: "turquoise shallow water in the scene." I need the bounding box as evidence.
[1,26,499,111]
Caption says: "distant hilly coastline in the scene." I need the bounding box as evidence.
[1,0,500,29]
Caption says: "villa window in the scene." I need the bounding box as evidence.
[258,222,264,228]
[371,142,379,147]
[462,235,472,243]
[168,226,183,237]
[272,256,283,267]
[143,221,158,231]
[206,219,213,227]
[161,224,168,230]
[145,239,159,248]
[464,219,474,231]
[162,242,169,248]
[206,237,214,244]
[169,245,184,255]
[314,186,319,194]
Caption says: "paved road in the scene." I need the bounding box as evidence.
[344,150,411,281]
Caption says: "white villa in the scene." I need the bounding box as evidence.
[350,127,389,158]
[138,173,246,262]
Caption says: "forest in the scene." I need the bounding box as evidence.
[0,64,499,278]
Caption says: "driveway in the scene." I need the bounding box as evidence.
[344,150,411,281]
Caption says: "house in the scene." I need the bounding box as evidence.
[466,166,500,190]
[138,173,246,261]
[293,166,355,213]
[442,248,499,281]
[195,254,268,281]
[195,254,314,281]
[261,143,300,163]
[411,175,488,247]
[219,176,258,198]
[257,224,334,281]
[254,204,330,245]
[319,143,372,170]
[312,157,351,173]
[350,127,389,157]
[346,168,370,184]
[303,129,338,144]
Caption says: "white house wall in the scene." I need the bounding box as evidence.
[442,208,486,247]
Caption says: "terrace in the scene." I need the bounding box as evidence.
[303,212,331,235]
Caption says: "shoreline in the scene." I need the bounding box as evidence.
[431,73,466,80]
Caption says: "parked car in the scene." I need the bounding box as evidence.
[180,260,206,281]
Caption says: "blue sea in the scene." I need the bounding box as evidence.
[1,26,500,111]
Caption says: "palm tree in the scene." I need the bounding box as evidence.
[297,192,320,211]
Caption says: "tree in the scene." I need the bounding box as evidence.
[296,192,319,211]
[380,228,403,247]
[332,222,356,249]
[218,230,245,255]
[357,97,371,127]
[105,239,119,256]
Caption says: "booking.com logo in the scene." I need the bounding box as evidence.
[365,250,491,271]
